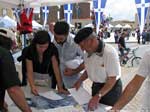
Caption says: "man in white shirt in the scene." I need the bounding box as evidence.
[49,22,55,42]
[111,51,150,112]
[74,27,122,111]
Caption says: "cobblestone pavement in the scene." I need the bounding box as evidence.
[83,67,146,112]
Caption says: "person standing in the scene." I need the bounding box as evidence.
[53,21,84,89]
[48,22,55,42]
[74,27,122,111]
[136,29,141,44]
[114,30,119,43]
[25,30,68,95]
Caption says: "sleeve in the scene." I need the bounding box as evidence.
[105,48,121,77]
[1,51,20,89]
[136,52,150,78]
[51,44,59,62]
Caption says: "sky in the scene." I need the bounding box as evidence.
[103,0,137,21]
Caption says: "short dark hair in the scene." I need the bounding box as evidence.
[32,30,51,45]
[74,27,93,44]
[54,21,69,35]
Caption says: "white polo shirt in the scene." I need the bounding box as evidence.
[84,44,121,83]
[136,51,150,109]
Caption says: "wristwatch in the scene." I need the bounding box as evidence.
[97,92,102,98]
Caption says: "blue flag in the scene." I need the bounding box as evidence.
[42,6,49,27]
[93,0,107,33]
[13,8,21,26]
[64,4,73,24]
[135,0,150,33]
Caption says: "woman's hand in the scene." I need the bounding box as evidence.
[88,94,101,111]
[58,88,70,95]
[31,86,39,96]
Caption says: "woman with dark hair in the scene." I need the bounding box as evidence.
[25,30,68,95]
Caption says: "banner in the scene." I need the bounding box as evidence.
[42,6,49,27]
[93,0,107,33]
[13,8,33,34]
[135,0,150,34]
[64,4,73,24]
[13,8,21,27]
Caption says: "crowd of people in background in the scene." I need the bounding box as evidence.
[136,28,150,44]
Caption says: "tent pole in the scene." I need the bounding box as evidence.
[21,34,26,48]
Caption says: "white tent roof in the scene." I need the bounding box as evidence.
[32,20,42,29]
[108,24,114,28]
[0,0,91,8]
[69,23,75,28]
[84,23,94,28]
[0,16,16,28]
[123,24,131,28]
[0,16,42,29]
[115,24,122,28]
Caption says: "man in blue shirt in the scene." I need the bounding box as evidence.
[53,21,84,89]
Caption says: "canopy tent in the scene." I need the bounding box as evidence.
[123,24,131,29]
[84,23,94,28]
[108,24,114,28]
[0,0,91,8]
[69,23,75,28]
[115,24,122,28]
[0,16,16,28]
[32,20,42,29]
[0,16,42,29]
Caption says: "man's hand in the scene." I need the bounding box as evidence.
[73,80,82,90]
[58,88,70,95]
[107,109,120,112]
[88,94,101,111]
[64,68,75,76]
[31,86,39,96]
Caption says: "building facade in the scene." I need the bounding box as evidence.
[39,2,91,26]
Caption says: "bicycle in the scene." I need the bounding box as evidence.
[119,47,142,67]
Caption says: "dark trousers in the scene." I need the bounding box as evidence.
[137,37,140,44]
[92,79,122,106]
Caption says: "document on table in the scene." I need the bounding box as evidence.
[43,105,85,112]
[83,103,112,112]
[68,87,92,105]
[94,104,112,112]
[39,91,63,100]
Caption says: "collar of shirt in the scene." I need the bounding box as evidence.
[88,40,105,57]
[53,34,72,46]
